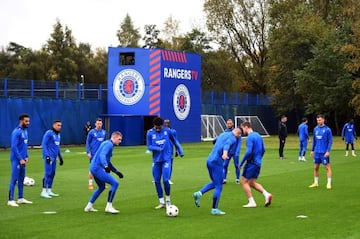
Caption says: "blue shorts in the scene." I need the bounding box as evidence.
[242,163,260,179]
[314,153,330,165]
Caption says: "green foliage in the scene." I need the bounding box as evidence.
[0,136,359,239]
[116,14,141,48]
[204,0,270,94]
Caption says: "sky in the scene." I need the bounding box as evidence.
[0,0,206,50]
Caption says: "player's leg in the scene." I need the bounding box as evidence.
[298,140,303,160]
[102,173,119,213]
[222,158,230,184]
[47,162,59,197]
[16,164,32,204]
[153,162,165,209]
[41,160,52,198]
[302,140,308,161]
[322,155,332,189]
[233,156,240,183]
[162,161,172,206]
[241,164,257,207]
[8,161,20,206]
[351,142,356,156]
[84,174,105,212]
[210,164,225,215]
[345,142,349,156]
[193,161,215,207]
[309,155,320,187]
[169,157,174,184]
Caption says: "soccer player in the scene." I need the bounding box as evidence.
[193,128,242,215]
[40,120,64,199]
[84,131,124,214]
[309,114,333,189]
[239,121,272,208]
[341,118,357,157]
[297,117,309,162]
[86,118,106,189]
[147,117,184,210]
[278,115,287,160]
[221,119,242,184]
[8,113,33,207]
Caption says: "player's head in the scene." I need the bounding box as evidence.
[95,118,103,129]
[153,117,164,132]
[164,119,171,128]
[111,131,123,145]
[316,114,325,126]
[281,115,287,123]
[232,127,242,138]
[240,121,252,136]
[19,113,30,128]
[52,120,62,132]
[302,117,308,123]
[226,119,234,129]
[349,118,354,124]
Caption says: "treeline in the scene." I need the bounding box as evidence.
[1,0,360,132]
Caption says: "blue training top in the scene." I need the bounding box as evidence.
[239,131,265,167]
[312,124,332,153]
[90,139,115,173]
[86,128,106,157]
[146,127,184,163]
[10,125,29,162]
[207,131,238,166]
[298,122,309,141]
[42,129,62,161]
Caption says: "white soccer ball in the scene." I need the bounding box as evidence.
[166,205,179,217]
[24,176,35,186]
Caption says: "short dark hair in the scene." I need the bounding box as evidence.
[317,114,325,119]
[302,117,308,122]
[153,117,164,126]
[241,121,251,128]
[96,118,102,122]
[19,113,29,120]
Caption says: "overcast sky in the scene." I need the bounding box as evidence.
[0,0,206,50]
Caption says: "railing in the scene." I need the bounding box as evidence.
[0,78,107,100]
[0,78,270,105]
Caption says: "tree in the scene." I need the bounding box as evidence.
[116,14,141,48]
[267,1,327,117]
[204,0,270,94]
[162,15,181,50]
[44,19,78,81]
[295,32,353,134]
[142,24,163,49]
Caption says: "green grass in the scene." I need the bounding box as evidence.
[0,135,359,239]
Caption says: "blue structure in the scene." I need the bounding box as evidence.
[106,47,202,145]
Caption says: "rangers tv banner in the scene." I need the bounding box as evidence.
[107,47,201,143]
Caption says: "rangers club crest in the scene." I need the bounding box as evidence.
[113,69,145,105]
[173,84,191,120]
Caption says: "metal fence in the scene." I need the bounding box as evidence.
[0,78,106,100]
[0,78,270,105]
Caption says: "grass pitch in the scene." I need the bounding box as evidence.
[0,135,359,239]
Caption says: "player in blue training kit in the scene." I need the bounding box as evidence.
[8,114,33,207]
[341,118,357,157]
[84,131,124,214]
[193,128,242,215]
[86,118,106,189]
[309,114,333,189]
[221,119,242,184]
[297,117,309,162]
[239,121,272,208]
[147,117,184,210]
[40,120,64,199]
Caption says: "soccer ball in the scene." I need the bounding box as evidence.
[24,176,35,186]
[166,205,179,217]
